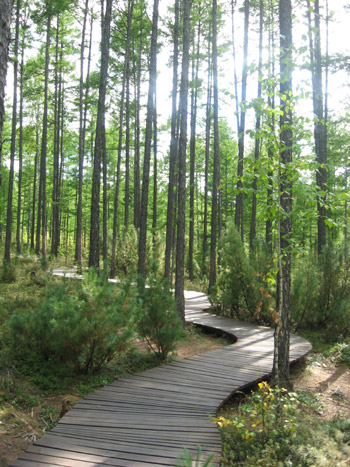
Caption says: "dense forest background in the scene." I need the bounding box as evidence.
[1,0,350,355]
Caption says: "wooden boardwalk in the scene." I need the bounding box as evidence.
[12,287,311,467]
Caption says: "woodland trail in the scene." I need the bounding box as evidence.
[12,270,311,466]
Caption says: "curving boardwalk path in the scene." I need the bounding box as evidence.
[12,280,311,467]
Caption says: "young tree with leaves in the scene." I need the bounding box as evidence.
[273,0,293,389]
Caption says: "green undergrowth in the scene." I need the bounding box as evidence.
[216,381,350,466]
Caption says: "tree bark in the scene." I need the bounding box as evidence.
[202,36,211,273]
[138,0,159,278]
[133,3,143,230]
[188,16,201,282]
[307,0,327,255]
[164,0,179,280]
[249,0,263,252]
[175,0,191,321]
[89,0,113,269]
[273,0,293,390]
[124,0,134,231]
[208,0,220,293]
[4,0,20,263]
[234,0,250,241]
[75,0,91,268]
[16,22,24,255]
[0,0,13,189]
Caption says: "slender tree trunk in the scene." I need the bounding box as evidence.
[188,16,201,282]
[36,3,52,259]
[152,92,158,247]
[208,0,220,294]
[31,116,39,250]
[110,0,133,278]
[231,0,240,134]
[110,73,126,278]
[16,27,24,255]
[75,0,91,268]
[124,0,134,231]
[164,0,180,279]
[102,126,108,268]
[234,0,250,241]
[0,0,13,189]
[138,0,159,278]
[133,3,143,230]
[4,0,20,263]
[175,0,191,321]
[51,14,61,256]
[307,0,327,255]
[273,0,293,390]
[266,0,276,255]
[202,37,212,273]
[89,0,113,269]
[249,0,263,252]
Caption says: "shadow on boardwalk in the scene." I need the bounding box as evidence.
[12,274,311,466]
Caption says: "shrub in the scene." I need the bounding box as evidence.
[116,226,139,276]
[0,260,17,283]
[216,383,350,466]
[291,247,350,337]
[211,224,274,323]
[8,269,135,374]
[137,263,184,361]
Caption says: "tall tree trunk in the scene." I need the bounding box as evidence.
[51,14,61,257]
[175,0,191,321]
[89,0,113,269]
[133,2,143,230]
[0,0,13,189]
[102,125,108,268]
[164,0,180,279]
[110,0,133,278]
[110,72,126,278]
[307,0,327,255]
[124,0,134,231]
[138,0,159,278]
[31,116,39,250]
[16,25,24,255]
[202,37,212,273]
[249,0,263,252]
[266,0,276,255]
[75,0,91,268]
[37,3,52,259]
[208,0,220,293]
[234,0,250,241]
[273,0,293,390]
[152,92,157,247]
[188,16,201,282]
[4,0,20,263]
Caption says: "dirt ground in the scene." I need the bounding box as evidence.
[292,358,350,420]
